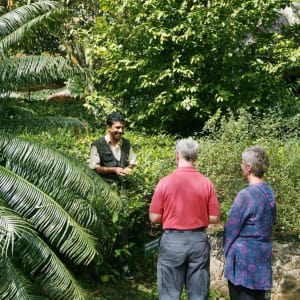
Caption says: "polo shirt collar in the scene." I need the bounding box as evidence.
[176,166,196,171]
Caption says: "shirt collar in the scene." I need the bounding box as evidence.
[105,134,123,146]
[176,166,196,171]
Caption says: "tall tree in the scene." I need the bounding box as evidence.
[87,0,299,134]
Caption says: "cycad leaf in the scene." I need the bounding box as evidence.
[0,207,87,299]
[0,115,86,134]
[0,207,45,300]
[0,205,30,256]
[0,166,97,265]
[15,232,88,299]
[0,254,35,300]
[0,133,123,213]
[9,161,99,231]
[0,132,94,197]
[0,9,63,52]
[0,1,59,37]
[0,55,83,93]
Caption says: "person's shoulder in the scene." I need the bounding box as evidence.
[238,185,249,194]
[120,138,132,151]
[92,136,106,145]
[156,172,174,184]
[236,185,260,203]
[122,137,131,144]
[256,182,275,199]
[260,182,274,192]
[198,172,215,186]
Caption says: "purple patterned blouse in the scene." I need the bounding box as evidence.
[223,182,276,290]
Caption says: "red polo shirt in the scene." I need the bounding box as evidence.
[150,166,220,229]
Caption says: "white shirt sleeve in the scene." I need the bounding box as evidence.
[128,147,137,166]
[89,145,100,169]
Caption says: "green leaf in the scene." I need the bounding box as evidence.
[0,166,97,265]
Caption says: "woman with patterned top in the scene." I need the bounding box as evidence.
[223,146,276,300]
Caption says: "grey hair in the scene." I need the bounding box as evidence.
[242,146,269,177]
[176,137,199,161]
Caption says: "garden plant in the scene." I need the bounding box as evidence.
[0,0,299,299]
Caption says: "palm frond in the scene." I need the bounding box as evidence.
[0,55,83,93]
[0,102,86,133]
[0,133,123,212]
[0,103,36,118]
[0,254,35,300]
[0,115,86,134]
[0,207,44,300]
[0,165,97,265]
[0,133,123,263]
[0,206,31,256]
[20,177,99,231]
[0,207,87,299]
[0,9,63,52]
[15,232,88,299]
[0,1,60,38]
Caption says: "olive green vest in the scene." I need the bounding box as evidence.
[92,137,130,185]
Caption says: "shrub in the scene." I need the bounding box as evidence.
[25,104,299,280]
[200,108,300,232]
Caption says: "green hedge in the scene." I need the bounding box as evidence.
[25,105,299,235]
[30,126,299,235]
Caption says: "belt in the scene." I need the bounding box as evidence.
[164,227,205,233]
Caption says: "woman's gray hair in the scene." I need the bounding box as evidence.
[242,146,269,177]
[176,137,199,161]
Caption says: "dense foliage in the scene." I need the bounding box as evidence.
[0,130,125,299]
[3,98,298,298]
[0,1,299,298]
[0,1,87,94]
[26,100,299,236]
[85,0,299,134]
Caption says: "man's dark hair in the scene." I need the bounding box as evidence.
[106,112,125,126]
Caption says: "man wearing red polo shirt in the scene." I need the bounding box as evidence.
[149,137,220,300]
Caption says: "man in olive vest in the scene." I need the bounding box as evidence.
[90,112,137,185]
[89,112,137,280]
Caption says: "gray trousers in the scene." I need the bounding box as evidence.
[157,230,210,300]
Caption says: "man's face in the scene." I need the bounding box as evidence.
[107,121,124,142]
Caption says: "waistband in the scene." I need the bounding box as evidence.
[164,227,206,233]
